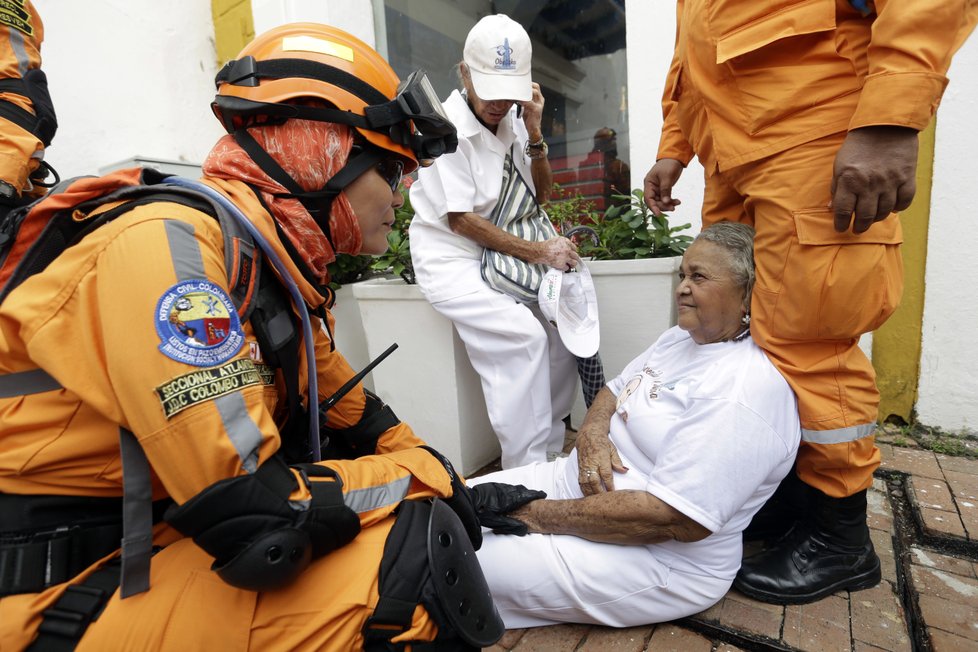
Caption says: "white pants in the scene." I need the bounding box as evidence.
[430,281,577,468]
[471,460,731,629]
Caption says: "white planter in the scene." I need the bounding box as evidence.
[352,278,499,475]
[571,257,681,424]
[328,284,374,392]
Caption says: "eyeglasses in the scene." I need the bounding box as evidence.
[350,143,404,193]
[375,158,404,193]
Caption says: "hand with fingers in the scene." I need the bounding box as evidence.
[575,419,628,496]
[518,82,546,137]
[643,158,685,217]
[535,236,581,272]
[470,482,546,535]
[830,125,919,233]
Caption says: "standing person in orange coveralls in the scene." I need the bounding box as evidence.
[0,23,544,651]
[643,0,977,604]
[0,0,57,209]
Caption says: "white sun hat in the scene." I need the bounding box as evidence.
[463,14,533,102]
[538,262,600,358]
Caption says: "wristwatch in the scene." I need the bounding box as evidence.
[524,137,548,160]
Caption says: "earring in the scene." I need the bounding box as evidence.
[741,313,751,326]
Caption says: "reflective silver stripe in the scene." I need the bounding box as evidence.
[0,368,62,397]
[8,28,29,77]
[119,428,153,598]
[164,220,261,471]
[215,392,261,474]
[164,220,205,280]
[343,475,412,514]
[801,422,876,445]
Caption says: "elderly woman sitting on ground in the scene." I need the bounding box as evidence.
[471,221,801,628]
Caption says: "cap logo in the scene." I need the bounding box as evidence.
[494,38,517,71]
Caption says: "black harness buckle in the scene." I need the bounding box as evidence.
[217,56,260,87]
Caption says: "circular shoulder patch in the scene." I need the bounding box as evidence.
[155,279,245,367]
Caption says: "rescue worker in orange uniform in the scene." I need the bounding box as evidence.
[0,0,57,208]
[643,0,978,604]
[0,23,543,650]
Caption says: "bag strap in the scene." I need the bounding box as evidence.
[508,145,546,217]
[488,147,548,232]
[25,558,122,652]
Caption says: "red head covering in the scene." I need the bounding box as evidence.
[202,119,362,283]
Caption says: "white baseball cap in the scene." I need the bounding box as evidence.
[463,14,533,102]
[538,263,600,358]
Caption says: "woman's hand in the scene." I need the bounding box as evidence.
[575,388,627,495]
[576,423,626,495]
[533,236,580,271]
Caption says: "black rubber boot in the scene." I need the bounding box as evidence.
[733,488,881,604]
[742,470,812,544]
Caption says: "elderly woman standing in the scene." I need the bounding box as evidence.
[471,222,801,628]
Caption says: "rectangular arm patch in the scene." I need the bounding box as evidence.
[156,358,262,419]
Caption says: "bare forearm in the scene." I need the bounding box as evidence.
[512,489,710,545]
[448,211,542,262]
[580,388,616,433]
[530,156,552,204]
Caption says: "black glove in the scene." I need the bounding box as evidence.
[471,482,546,536]
[421,446,483,548]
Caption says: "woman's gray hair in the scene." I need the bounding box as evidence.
[694,221,756,308]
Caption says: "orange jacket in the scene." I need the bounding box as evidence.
[658,0,978,172]
[0,176,451,531]
[0,0,45,193]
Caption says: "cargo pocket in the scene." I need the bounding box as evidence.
[717,1,859,134]
[159,569,256,650]
[765,209,903,341]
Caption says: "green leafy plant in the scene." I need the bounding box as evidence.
[326,252,374,290]
[544,184,597,232]
[552,188,692,260]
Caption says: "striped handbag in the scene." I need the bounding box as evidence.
[481,148,557,303]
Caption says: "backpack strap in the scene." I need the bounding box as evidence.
[0,179,263,310]
[0,367,59,397]
[24,558,122,652]
[166,177,322,462]
[0,78,43,141]
[0,180,264,403]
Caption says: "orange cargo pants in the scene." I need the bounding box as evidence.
[701,132,904,498]
[0,519,439,652]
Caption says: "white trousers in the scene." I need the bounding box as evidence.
[471,460,731,629]
[430,281,577,468]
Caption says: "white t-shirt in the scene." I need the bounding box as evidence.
[409,89,536,303]
[564,325,801,579]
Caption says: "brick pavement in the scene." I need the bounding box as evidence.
[479,441,978,651]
